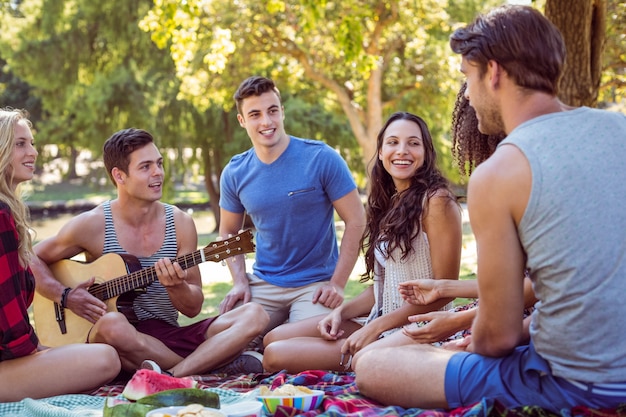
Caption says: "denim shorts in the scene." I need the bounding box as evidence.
[444,342,626,412]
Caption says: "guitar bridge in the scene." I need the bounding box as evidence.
[53,302,68,335]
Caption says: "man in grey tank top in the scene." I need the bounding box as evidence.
[354,4,626,412]
[32,128,269,377]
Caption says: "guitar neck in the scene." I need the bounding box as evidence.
[89,230,254,301]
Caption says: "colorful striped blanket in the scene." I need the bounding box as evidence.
[2,370,625,417]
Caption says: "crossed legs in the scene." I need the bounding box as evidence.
[354,343,455,409]
[89,302,268,377]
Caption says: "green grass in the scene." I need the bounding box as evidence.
[26,181,115,202]
[25,179,207,205]
[198,232,219,248]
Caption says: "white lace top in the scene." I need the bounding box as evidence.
[366,227,450,336]
[368,228,432,319]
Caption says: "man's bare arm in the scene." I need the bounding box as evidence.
[313,189,366,309]
[467,145,529,356]
[218,208,250,313]
[159,209,204,317]
[31,209,108,322]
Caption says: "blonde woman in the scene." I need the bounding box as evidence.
[0,108,120,402]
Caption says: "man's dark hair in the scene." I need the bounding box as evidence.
[450,5,566,95]
[233,76,282,114]
[103,128,154,186]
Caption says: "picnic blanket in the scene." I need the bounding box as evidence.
[2,370,626,417]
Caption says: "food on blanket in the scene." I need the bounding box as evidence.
[137,388,220,409]
[146,404,225,417]
[103,397,154,417]
[257,386,324,415]
[258,384,313,396]
[122,369,198,400]
[106,386,220,417]
[220,401,263,417]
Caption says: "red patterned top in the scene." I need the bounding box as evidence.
[0,202,39,361]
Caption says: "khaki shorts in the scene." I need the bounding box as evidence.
[246,273,333,330]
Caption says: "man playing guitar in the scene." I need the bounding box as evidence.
[31,128,268,377]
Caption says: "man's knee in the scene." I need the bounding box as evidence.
[91,312,132,344]
[239,302,270,331]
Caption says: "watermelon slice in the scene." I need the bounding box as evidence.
[122,369,197,400]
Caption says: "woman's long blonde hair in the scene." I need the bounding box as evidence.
[0,108,34,266]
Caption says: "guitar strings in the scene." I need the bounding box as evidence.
[87,231,253,300]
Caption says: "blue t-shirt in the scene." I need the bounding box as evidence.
[219,136,357,287]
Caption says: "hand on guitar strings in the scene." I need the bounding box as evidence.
[154,257,188,288]
[70,277,108,324]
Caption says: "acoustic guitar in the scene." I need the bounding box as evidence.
[33,230,254,347]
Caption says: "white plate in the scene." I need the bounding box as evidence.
[220,401,263,417]
[146,405,226,417]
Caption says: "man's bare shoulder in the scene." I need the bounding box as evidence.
[69,205,106,229]
[169,204,198,248]
[470,145,529,186]
[169,204,195,224]
[468,144,531,224]
[34,204,107,261]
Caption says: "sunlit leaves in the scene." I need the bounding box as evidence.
[599,0,625,106]
[138,0,502,181]
[0,0,186,181]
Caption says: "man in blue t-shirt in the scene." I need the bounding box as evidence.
[218,76,366,338]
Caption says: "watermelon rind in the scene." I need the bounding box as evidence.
[103,396,154,417]
[137,388,220,408]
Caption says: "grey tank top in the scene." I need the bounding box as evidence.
[102,200,179,326]
[500,107,626,383]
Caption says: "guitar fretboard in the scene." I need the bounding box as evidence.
[88,230,254,301]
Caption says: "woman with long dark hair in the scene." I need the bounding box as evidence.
[261,111,462,373]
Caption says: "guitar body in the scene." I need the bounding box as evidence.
[33,253,142,347]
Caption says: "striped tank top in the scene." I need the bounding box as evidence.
[102,200,179,327]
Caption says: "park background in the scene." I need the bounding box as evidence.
[0,0,624,324]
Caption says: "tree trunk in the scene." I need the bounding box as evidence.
[66,146,79,180]
[202,111,230,233]
[545,0,607,107]
[202,147,220,233]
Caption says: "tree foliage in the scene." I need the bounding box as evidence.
[0,57,42,122]
[0,0,182,179]
[599,0,626,105]
[141,0,502,184]
[0,0,623,211]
